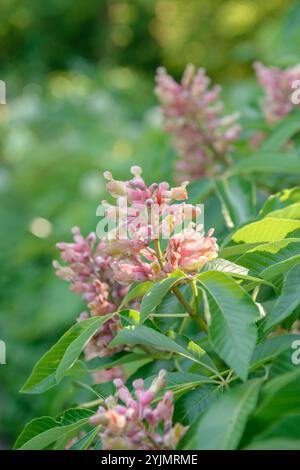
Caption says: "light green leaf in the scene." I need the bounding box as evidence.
[260,187,300,217]
[14,408,92,450]
[236,239,300,277]
[21,315,111,394]
[231,218,300,244]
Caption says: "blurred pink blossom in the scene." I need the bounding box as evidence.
[155,64,240,181]
[254,61,300,123]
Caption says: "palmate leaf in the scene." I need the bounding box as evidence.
[21,315,111,394]
[180,380,261,450]
[14,408,93,450]
[197,271,259,380]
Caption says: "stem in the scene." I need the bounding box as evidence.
[150,313,188,318]
[80,397,104,409]
[154,238,208,333]
[154,239,164,270]
[191,279,199,316]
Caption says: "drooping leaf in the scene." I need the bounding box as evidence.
[14,408,92,450]
[21,315,111,394]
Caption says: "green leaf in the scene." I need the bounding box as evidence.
[69,427,100,450]
[21,315,111,394]
[236,239,300,278]
[110,326,207,366]
[174,385,221,425]
[248,369,300,433]
[197,271,259,380]
[260,187,300,217]
[204,257,269,286]
[250,334,300,370]
[181,380,261,450]
[14,408,92,450]
[245,438,300,450]
[260,116,300,151]
[84,351,149,372]
[187,177,214,204]
[143,371,212,392]
[264,263,300,331]
[231,218,300,244]
[214,175,256,228]
[140,275,185,322]
[231,151,300,175]
[119,281,154,309]
[265,202,300,220]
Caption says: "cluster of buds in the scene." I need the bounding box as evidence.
[254,61,300,123]
[89,370,187,450]
[99,166,218,285]
[155,64,240,181]
[53,227,125,383]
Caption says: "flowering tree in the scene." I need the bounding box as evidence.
[15,63,300,450]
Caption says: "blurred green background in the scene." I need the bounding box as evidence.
[1,0,300,449]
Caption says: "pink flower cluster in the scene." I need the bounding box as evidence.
[53,227,125,383]
[54,166,218,382]
[89,370,186,450]
[155,64,240,181]
[99,166,218,285]
[254,61,300,123]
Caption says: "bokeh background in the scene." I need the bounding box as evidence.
[1,0,300,449]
